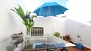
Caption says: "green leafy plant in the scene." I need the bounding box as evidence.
[54,32,60,37]
[60,36,62,38]
[10,5,37,34]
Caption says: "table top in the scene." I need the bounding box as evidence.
[33,43,56,49]
[32,42,76,50]
[53,43,65,48]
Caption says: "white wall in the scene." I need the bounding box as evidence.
[0,0,27,51]
[66,18,91,49]
[65,0,91,49]
[34,17,67,36]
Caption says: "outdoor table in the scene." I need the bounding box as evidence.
[32,43,64,51]
[53,43,65,51]
[32,42,76,51]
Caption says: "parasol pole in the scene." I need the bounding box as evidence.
[48,7,52,36]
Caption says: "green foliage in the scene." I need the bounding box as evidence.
[54,32,60,37]
[60,36,62,38]
[10,5,37,34]
[10,5,25,20]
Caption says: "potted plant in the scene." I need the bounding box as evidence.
[10,5,37,48]
[62,34,71,42]
[54,32,60,37]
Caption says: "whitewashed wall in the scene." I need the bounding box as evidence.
[66,18,91,49]
[0,0,27,51]
[65,0,91,49]
[34,17,67,36]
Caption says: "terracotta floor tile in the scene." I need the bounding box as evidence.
[22,46,88,51]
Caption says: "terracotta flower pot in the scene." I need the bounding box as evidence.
[67,40,71,42]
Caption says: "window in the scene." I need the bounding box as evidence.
[31,27,44,36]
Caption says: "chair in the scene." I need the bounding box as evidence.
[47,44,60,51]
[48,48,60,51]
[62,47,69,51]
[27,50,37,51]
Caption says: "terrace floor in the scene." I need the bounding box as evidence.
[23,46,91,51]
[63,46,90,51]
[37,47,79,51]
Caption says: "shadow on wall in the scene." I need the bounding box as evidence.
[8,11,19,26]
[0,37,10,44]
[87,20,91,24]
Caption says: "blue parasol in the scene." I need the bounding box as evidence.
[33,2,68,17]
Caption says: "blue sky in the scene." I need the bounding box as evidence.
[39,0,68,7]
[24,0,68,12]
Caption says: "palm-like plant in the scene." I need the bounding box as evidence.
[10,5,37,35]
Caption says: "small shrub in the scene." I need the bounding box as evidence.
[60,36,62,38]
[62,34,71,41]
[54,32,60,37]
